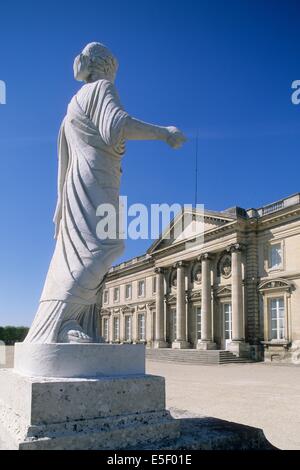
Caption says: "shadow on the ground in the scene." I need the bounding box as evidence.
[132,414,277,450]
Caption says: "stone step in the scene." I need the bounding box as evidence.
[146,349,252,365]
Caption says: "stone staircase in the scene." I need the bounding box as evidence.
[146,348,251,365]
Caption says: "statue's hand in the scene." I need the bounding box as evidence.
[165,126,187,149]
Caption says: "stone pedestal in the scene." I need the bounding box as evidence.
[0,343,179,450]
[227,340,250,358]
[171,340,190,350]
[197,340,217,350]
[153,340,168,349]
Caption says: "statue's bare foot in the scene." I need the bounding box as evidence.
[67,329,93,343]
[58,320,93,343]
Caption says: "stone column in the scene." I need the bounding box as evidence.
[119,311,125,344]
[146,305,155,346]
[172,261,190,349]
[228,243,249,357]
[132,309,138,344]
[109,313,114,343]
[197,253,216,350]
[153,268,167,348]
[231,245,244,341]
[146,309,151,344]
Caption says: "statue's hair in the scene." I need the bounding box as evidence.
[73,42,118,83]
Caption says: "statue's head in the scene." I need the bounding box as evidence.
[73,42,118,83]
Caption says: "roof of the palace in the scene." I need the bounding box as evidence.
[108,192,300,274]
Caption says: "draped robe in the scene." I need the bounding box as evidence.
[25,79,128,343]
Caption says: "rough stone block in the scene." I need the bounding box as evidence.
[0,369,179,450]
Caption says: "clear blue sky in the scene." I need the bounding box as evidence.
[0,0,299,326]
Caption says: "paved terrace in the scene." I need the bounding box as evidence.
[147,361,300,450]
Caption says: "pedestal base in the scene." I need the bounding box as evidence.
[14,342,145,378]
[153,340,168,349]
[0,342,179,450]
[197,341,217,350]
[172,340,190,349]
[227,341,250,358]
[0,369,179,450]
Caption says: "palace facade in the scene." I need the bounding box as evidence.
[99,193,300,362]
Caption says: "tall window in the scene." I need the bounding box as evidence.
[138,313,146,341]
[103,317,109,342]
[113,287,120,303]
[138,280,145,297]
[268,243,282,270]
[270,297,285,340]
[125,284,132,300]
[124,316,132,342]
[113,316,120,341]
[103,290,109,304]
[223,303,232,341]
[195,306,201,340]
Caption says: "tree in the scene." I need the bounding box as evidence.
[0,326,29,345]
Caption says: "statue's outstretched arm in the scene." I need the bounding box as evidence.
[123,116,187,149]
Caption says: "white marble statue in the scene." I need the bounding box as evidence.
[25,42,186,344]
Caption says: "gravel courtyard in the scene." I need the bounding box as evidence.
[146,360,300,450]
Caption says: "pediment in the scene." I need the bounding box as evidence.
[258,278,294,292]
[101,308,110,315]
[188,290,201,301]
[148,209,234,254]
[166,294,177,304]
[215,286,232,297]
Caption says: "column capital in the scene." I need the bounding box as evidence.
[227,243,245,254]
[197,252,214,262]
[154,267,165,275]
[173,260,187,269]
